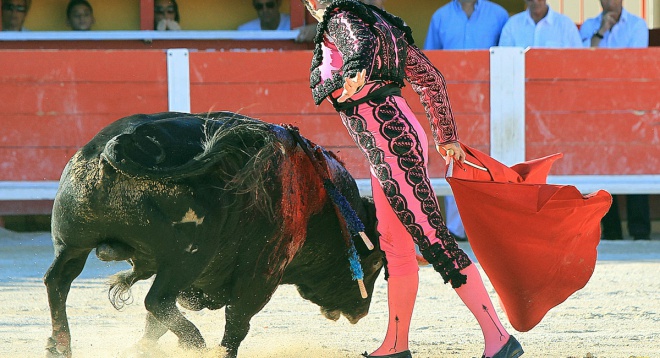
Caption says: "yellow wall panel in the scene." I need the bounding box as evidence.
[18,0,658,34]
[625,0,641,16]
[24,0,139,31]
[561,1,583,22]
[21,0,292,31]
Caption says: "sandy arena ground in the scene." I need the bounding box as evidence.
[0,227,658,358]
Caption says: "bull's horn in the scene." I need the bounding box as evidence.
[359,232,374,251]
[358,279,368,299]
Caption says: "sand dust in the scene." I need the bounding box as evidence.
[0,228,658,358]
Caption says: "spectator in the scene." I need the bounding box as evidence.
[238,0,290,31]
[1,0,30,31]
[499,0,581,48]
[580,0,650,241]
[579,0,648,48]
[154,0,181,31]
[66,0,94,31]
[425,0,509,241]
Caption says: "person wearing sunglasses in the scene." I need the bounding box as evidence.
[238,0,290,31]
[154,0,181,31]
[1,0,30,31]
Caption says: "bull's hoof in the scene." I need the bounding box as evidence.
[206,346,238,358]
[45,337,71,358]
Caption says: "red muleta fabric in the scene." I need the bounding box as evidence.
[446,144,612,332]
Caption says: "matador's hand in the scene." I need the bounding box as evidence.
[337,69,366,103]
[437,142,465,166]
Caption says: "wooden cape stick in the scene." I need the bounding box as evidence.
[445,148,488,171]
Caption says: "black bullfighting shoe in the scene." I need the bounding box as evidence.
[482,335,524,358]
[362,350,412,358]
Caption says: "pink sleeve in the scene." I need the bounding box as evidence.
[404,44,458,145]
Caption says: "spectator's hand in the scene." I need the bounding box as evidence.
[156,19,168,31]
[295,24,317,43]
[157,19,181,31]
[166,20,181,31]
[437,142,465,166]
[337,69,366,103]
[599,11,617,34]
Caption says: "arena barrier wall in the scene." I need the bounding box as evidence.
[0,48,658,215]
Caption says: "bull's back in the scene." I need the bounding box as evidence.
[51,111,283,258]
[52,112,207,247]
[52,153,200,249]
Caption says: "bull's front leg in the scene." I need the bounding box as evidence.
[43,246,91,357]
[219,280,280,358]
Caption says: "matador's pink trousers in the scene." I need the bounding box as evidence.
[338,92,471,280]
[339,92,511,357]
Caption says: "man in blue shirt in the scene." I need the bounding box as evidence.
[581,0,650,241]
[579,0,648,48]
[424,0,508,242]
[499,0,581,48]
[425,0,509,50]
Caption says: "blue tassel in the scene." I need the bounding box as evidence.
[348,243,364,281]
[323,179,365,236]
[322,179,366,281]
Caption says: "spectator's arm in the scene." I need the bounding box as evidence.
[579,19,597,47]
[295,24,317,43]
[567,21,583,48]
[498,22,514,46]
[494,11,510,45]
[630,21,649,48]
[424,15,442,50]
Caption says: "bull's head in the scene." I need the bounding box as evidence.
[294,196,384,324]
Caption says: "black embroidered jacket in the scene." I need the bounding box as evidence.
[309,0,459,145]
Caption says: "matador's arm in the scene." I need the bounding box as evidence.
[404,44,458,146]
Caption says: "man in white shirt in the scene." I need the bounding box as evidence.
[580,0,650,241]
[579,0,648,48]
[499,0,581,48]
[238,0,291,31]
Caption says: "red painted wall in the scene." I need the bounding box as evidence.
[0,50,168,180]
[0,48,658,183]
[525,48,660,175]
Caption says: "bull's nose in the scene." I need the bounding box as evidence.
[321,308,341,321]
[343,310,368,324]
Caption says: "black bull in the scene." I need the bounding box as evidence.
[44,111,384,357]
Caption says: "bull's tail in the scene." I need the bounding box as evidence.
[107,269,146,310]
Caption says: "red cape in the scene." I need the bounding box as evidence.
[446,144,612,332]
